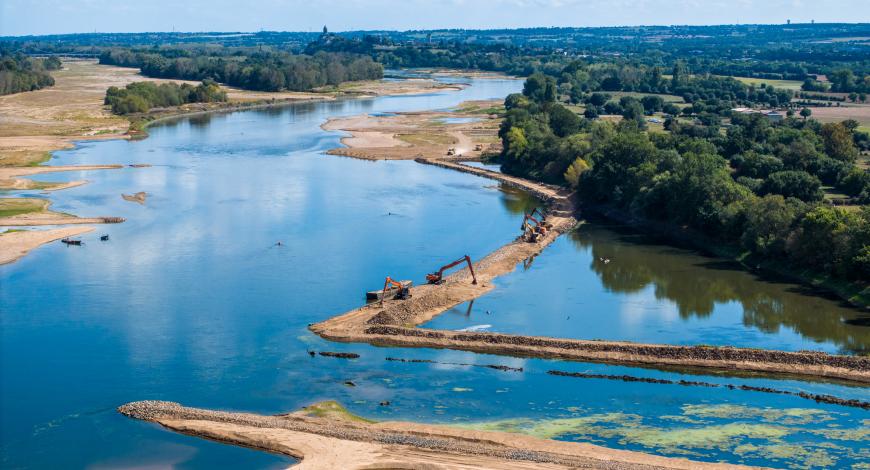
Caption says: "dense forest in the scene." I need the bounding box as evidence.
[104,80,227,114]
[6,23,869,83]
[99,47,383,92]
[0,54,60,95]
[499,72,870,282]
[305,25,870,83]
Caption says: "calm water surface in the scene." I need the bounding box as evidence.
[2,76,868,469]
[426,221,870,355]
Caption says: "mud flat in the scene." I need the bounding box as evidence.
[312,160,870,384]
[0,226,94,265]
[118,400,751,470]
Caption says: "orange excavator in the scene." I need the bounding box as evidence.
[380,276,411,305]
[520,208,551,243]
[426,255,478,285]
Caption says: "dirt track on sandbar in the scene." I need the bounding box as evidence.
[119,400,755,470]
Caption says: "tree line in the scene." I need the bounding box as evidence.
[99,47,383,92]
[104,80,227,114]
[0,54,60,95]
[498,72,870,282]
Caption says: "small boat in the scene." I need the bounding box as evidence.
[100,235,110,241]
[61,238,82,246]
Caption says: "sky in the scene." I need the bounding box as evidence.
[2,0,869,36]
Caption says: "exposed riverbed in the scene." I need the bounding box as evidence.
[1,75,868,469]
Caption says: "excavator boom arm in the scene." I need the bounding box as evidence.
[427,255,477,285]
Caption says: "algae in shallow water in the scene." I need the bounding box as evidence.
[300,400,375,424]
[454,412,641,440]
[681,404,835,425]
[451,403,866,469]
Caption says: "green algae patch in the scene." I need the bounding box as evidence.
[681,404,835,425]
[299,400,375,424]
[809,427,870,441]
[453,413,640,440]
[617,423,789,451]
[448,405,867,469]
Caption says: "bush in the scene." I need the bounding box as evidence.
[760,170,824,202]
[104,80,227,115]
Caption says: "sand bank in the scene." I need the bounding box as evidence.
[119,400,753,470]
[0,226,94,265]
[121,191,148,204]
[322,101,503,160]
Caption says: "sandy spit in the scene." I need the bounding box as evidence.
[0,212,125,226]
[0,226,94,265]
[118,400,756,470]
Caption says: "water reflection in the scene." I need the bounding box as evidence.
[426,220,869,354]
[574,224,870,354]
[497,183,540,216]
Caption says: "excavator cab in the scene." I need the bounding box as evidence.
[426,255,478,285]
[520,208,549,243]
[380,276,411,305]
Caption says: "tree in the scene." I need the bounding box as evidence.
[760,170,824,202]
[799,107,812,120]
[820,122,859,163]
[741,195,802,256]
[548,104,581,137]
[587,92,611,107]
[788,206,856,273]
[640,95,664,114]
[522,72,556,104]
[564,157,590,188]
[619,96,646,128]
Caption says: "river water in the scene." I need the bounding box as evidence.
[1,75,868,469]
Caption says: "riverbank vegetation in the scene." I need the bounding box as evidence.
[98,47,383,92]
[104,80,227,114]
[499,69,870,295]
[0,54,60,95]
[0,198,49,217]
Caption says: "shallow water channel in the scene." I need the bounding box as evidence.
[1,75,868,469]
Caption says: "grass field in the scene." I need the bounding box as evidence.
[608,91,685,103]
[729,76,804,91]
[0,198,49,218]
[806,105,870,129]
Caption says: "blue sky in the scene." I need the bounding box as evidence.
[2,0,868,36]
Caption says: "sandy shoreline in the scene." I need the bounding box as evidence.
[0,226,94,265]
[118,400,754,470]
[0,60,477,264]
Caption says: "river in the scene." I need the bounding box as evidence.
[1,75,867,469]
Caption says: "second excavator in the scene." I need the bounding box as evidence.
[520,208,552,243]
[426,255,478,285]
